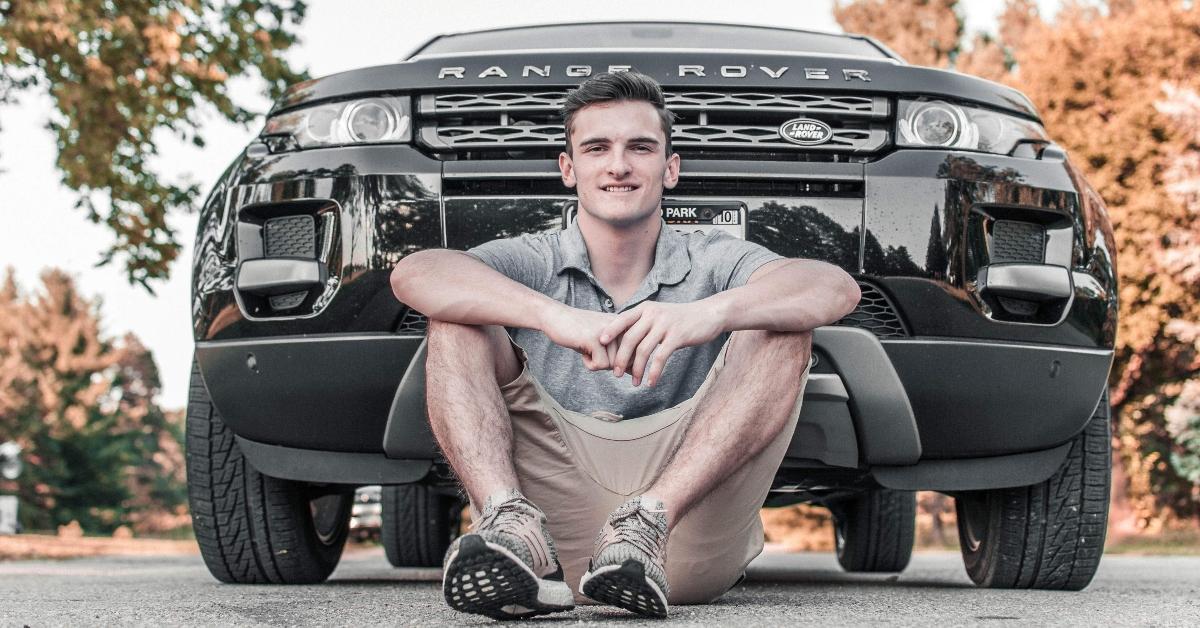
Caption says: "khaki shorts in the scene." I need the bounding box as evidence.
[497,333,810,604]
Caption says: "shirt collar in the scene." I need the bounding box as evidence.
[557,216,691,288]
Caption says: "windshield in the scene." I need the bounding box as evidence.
[412,22,891,59]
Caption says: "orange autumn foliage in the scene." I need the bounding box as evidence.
[0,268,188,533]
[836,0,1200,528]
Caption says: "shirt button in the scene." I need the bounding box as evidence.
[603,298,614,309]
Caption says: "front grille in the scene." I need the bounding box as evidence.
[396,280,905,339]
[418,90,890,160]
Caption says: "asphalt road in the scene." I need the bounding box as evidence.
[2,548,1198,626]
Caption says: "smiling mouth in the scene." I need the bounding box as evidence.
[602,185,639,192]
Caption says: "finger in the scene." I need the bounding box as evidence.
[600,309,641,345]
[632,329,667,386]
[588,339,611,371]
[606,335,621,376]
[614,318,653,376]
[577,342,600,371]
[644,340,677,388]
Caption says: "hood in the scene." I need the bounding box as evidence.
[274,50,1038,120]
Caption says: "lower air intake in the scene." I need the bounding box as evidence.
[396,280,905,339]
[833,281,908,338]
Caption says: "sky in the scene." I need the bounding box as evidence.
[0,0,1060,410]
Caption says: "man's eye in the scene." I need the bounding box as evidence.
[586,146,605,152]
[633,145,653,152]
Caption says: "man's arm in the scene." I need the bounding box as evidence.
[390,250,559,330]
[391,250,624,371]
[704,258,861,333]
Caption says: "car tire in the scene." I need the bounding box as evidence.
[830,489,917,573]
[381,484,462,568]
[186,359,353,584]
[954,390,1111,590]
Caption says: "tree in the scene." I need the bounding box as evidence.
[833,0,963,67]
[0,268,186,533]
[835,0,1200,527]
[1156,83,1200,496]
[0,0,308,290]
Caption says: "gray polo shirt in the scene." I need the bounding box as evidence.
[465,217,784,421]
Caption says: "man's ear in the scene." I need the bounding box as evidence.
[559,152,577,188]
[662,152,681,190]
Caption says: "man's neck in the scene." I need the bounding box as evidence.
[576,209,660,303]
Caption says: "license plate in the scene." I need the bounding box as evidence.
[661,200,746,239]
[562,201,746,239]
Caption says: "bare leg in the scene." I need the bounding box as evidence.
[647,329,812,529]
[425,319,523,508]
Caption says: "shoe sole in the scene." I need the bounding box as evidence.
[443,534,574,620]
[580,559,668,618]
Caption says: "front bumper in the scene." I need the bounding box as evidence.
[196,327,1111,488]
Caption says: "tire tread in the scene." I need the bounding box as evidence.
[957,391,1111,590]
[382,484,457,568]
[186,359,350,584]
[834,489,916,573]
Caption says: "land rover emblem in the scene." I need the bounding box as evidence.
[779,118,833,146]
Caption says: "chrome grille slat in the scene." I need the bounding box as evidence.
[425,91,888,117]
[666,92,887,117]
[421,124,565,149]
[673,125,887,152]
[419,92,568,114]
[423,124,887,152]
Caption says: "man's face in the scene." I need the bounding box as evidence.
[559,100,680,228]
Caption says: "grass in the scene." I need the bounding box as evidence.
[1104,530,1200,555]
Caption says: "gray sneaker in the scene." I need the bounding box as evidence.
[579,495,671,617]
[442,489,574,620]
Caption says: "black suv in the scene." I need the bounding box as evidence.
[187,22,1117,590]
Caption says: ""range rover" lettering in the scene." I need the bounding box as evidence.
[437,65,871,81]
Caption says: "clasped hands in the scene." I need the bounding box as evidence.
[541,300,725,388]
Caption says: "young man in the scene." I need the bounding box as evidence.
[390,71,860,619]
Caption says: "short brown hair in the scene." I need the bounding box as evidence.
[561,71,676,156]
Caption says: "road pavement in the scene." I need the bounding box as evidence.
[1,548,1198,626]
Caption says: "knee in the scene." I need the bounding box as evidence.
[427,319,505,347]
[426,320,518,382]
[427,318,472,337]
[427,319,479,351]
[426,320,500,363]
[729,329,812,372]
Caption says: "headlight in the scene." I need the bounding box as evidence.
[261,96,412,150]
[897,99,1047,155]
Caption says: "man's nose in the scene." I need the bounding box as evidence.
[606,150,631,177]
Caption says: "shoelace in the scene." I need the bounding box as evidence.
[472,498,536,534]
[606,503,667,561]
